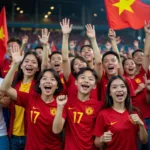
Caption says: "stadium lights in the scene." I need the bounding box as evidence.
[44,15,48,18]
[48,11,51,15]
[20,10,24,14]
[16,7,20,11]
[93,13,97,17]
[50,6,54,10]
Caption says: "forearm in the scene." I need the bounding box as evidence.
[52,106,64,134]
[94,136,104,148]
[146,92,150,104]
[20,44,26,55]
[1,63,18,92]
[138,124,148,144]
[62,34,69,61]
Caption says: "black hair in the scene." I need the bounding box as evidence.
[103,75,137,114]
[7,37,22,47]
[69,53,75,58]
[102,51,120,62]
[49,51,62,60]
[80,45,93,52]
[75,67,98,84]
[12,51,41,87]
[35,68,63,95]
[71,55,88,77]
[34,45,43,51]
[132,49,144,58]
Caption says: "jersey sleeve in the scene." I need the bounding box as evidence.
[16,91,30,108]
[62,103,68,120]
[93,111,106,137]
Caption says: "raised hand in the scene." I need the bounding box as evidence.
[144,20,150,35]
[56,95,67,106]
[129,114,144,126]
[144,74,150,91]
[69,40,76,49]
[60,18,73,35]
[101,130,113,143]
[133,40,139,48]
[108,28,116,40]
[38,28,50,45]
[11,44,24,64]
[136,83,145,93]
[85,24,96,39]
[22,35,29,45]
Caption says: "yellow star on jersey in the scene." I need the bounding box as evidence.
[113,0,135,15]
[0,26,5,40]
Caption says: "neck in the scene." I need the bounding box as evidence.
[22,75,34,84]
[57,70,63,75]
[88,61,94,69]
[107,73,118,79]
[41,94,54,103]
[112,102,126,113]
[135,65,141,75]
[77,92,90,102]
[126,74,135,79]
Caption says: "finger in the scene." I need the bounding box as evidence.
[60,22,63,28]
[68,18,70,26]
[93,25,95,31]
[70,24,73,30]
[38,35,41,41]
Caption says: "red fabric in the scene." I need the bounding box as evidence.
[0,59,11,78]
[51,41,57,52]
[62,97,101,150]
[99,74,135,104]
[93,108,139,150]
[8,80,36,137]
[0,7,8,60]
[66,73,99,100]
[105,0,150,30]
[16,91,62,150]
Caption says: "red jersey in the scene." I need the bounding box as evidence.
[62,97,102,150]
[0,58,11,78]
[125,74,150,119]
[136,66,146,78]
[99,73,135,104]
[93,108,139,150]
[16,91,62,150]
[59,73,67,94]
[66,73,99,100]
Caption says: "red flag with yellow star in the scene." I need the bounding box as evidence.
[105,0,150,30]
[0,7,8,60]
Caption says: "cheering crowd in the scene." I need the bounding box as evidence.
[0,18,149,150]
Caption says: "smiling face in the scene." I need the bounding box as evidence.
[73,58,87,73]
[50,53,62,74]
[40,71,58,96]
[76,70,96,95]
[132,51,144,66]
[110,78,127,104]
[21,54,39,77]
[81,46,94,62]
[124,59,136,76]
[103,54,119,76]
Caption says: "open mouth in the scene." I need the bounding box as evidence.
[108,66,114,71]
[54,64,60,69]
[25,67,33,72]
[44,85,52,93]
[81,84,90,90]
[116,94,124,100]
[128,68,134,72]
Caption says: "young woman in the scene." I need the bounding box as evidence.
[0,44,41,149]
[1,49,64,150]
[53,67,102,150]
[94,75,148,150]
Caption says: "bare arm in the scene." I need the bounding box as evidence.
[85,24,103,80]
[60,18,73,81]
[143,22,150,72]
[20,35,28,55]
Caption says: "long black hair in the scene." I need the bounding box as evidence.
[104,75,136,114]
[71,55,88,77]
[12,51,41,87]
[35,69,63,96]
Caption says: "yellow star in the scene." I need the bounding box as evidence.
[0,26,5,40]
[113,0,135,15]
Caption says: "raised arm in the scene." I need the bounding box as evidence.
[20,35,28,55]
[0,45,24,100]
[108,29,124,75]
[143,21,150,72]
[38,28,51,71]
[85,24,103,80]
[52,95,67,134]
[60,18,73,80]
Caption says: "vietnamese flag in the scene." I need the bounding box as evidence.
[0,7,8,60]
[105,0,150,30]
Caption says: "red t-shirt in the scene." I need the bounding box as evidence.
[16,91,62,150]
[66,73,99,100]
[62,97,102,150]
[136,66,146,78]
[125,75,150,119]
[93,108,139,150]
[99,74,135,104]
[0,59,11,78]
[59,73,67,94]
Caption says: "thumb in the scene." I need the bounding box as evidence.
[107,130,113,135]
